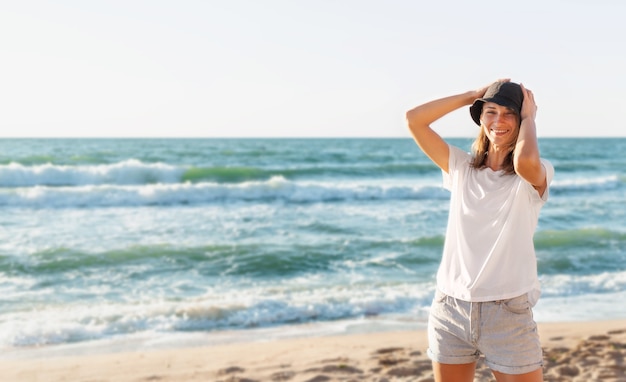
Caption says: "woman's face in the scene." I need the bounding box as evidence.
[480,102,519,146]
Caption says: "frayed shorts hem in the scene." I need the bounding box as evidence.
[426,348,479,365]
[485,360,543,375]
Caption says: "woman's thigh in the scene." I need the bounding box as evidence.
[492,367,543,382]
[432,361,476,382]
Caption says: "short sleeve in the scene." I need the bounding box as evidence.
[442,145,472,191]
[539,158,555,202]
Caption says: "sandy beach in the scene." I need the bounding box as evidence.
[0,320,624,382]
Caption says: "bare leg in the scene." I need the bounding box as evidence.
[493,367,543,382]
[432,361,476,382]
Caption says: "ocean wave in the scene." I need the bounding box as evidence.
[0,244,332,277]
[0,177,450,208]
[1,239,443,279]
[0,160,183,187]
[540,270,626,297]
[2,269,624,348]
[2,160,622,198]
[0,282,432,347]
[550,174,624,195]
[535,227,626,249]
[535,228,626,274]
[0,160,438,187]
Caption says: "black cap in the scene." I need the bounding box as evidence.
[469,82,523,125]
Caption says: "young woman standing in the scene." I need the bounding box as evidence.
[406,80,554,382]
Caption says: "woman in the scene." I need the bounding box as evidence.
[406,80,554,382]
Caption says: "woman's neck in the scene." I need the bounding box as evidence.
[485,145,509,171]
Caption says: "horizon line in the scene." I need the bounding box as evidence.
[0,136,623,140]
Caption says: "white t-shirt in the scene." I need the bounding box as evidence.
[437,145,554,305]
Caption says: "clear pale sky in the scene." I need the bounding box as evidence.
[2,1,625,138]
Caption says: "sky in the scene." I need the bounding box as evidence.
[1,0,626,138]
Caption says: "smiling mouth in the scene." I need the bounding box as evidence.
[491,128,509,136]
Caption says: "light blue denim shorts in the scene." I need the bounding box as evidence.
[427,290,543,375]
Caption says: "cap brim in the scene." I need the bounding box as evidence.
[469,100,485,125]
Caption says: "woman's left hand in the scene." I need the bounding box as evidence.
[520,83,537,121]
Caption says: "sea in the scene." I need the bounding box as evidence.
[0,137,625,357]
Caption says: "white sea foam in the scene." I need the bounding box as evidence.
[0,177,449,208]
[0,281,433,347]
[551,174,623,193]
[540,270,626,296]
[1,270,623,349]
[0,160,183,187]
[534,289,626,322]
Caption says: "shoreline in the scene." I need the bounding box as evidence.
[1,319,624,382]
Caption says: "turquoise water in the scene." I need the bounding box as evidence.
[0,138,625,350]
